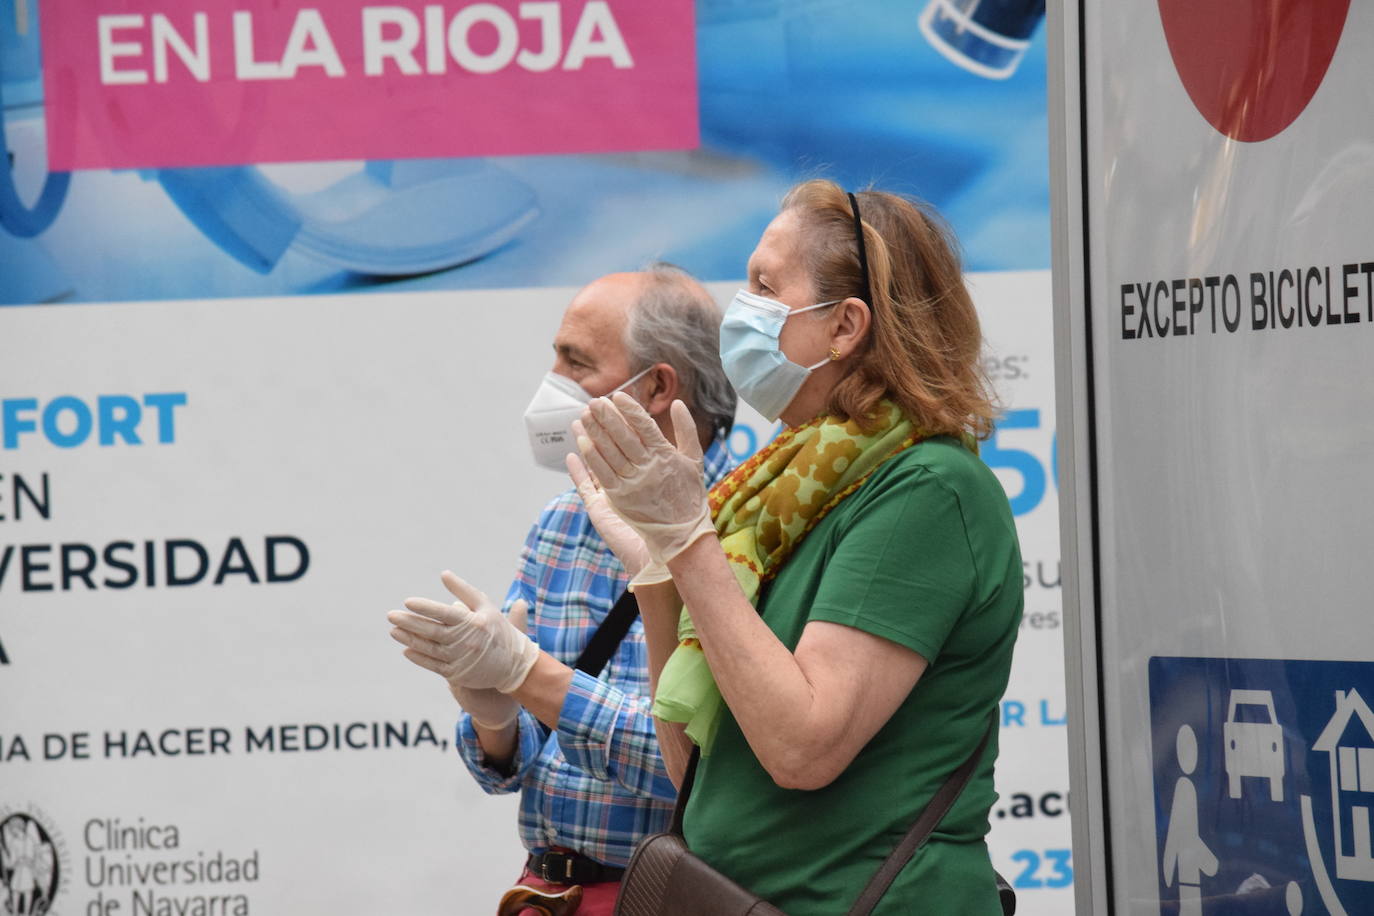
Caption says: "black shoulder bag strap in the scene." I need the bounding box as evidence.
[847,714,1011,916]
[668,745,699,835]
[572,589,640,677]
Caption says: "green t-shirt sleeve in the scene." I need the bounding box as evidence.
[807,464,976,664]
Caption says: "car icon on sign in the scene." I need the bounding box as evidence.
[1224,689,1285,802]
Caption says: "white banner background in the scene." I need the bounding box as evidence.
[3,271,1067,914]
[1072,0,1374,911]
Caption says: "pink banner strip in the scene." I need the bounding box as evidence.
[43,0,698,169]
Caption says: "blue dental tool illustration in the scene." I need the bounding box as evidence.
[1,0,67,238]
[919,0,1046,80]
[1,0,71,301]
[2,0,539,289]
[150,158,539,276]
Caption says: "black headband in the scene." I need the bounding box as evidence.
[847,191,873,310]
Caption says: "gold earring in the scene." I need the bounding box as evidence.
[829,346,841,361]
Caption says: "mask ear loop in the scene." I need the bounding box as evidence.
[791,299,843,370]
[610,363,659,405]
[790,299,841,315]
[612,364,655,394]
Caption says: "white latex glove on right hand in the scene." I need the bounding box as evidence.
[389,572,540,693]
[573,395,714,563]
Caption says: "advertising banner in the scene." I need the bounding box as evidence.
[4,0,1068,912]
[1056,0,1374,912]
[42,0,699,169]
[971,269,1073,908]
[4,0,1052,304]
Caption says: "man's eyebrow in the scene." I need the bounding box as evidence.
[554,342,597,365]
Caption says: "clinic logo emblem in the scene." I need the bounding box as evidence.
[0,811,64,916]
[1156,0,1351,142]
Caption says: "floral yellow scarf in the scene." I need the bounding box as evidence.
[652,400,923,752]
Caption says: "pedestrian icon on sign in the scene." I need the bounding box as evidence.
[1162,724,1219,916]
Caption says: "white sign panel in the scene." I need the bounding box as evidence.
[1055,0,1374,913]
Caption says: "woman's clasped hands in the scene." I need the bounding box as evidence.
[567,393,715,575]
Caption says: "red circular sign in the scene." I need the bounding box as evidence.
[1157,0,1351,142]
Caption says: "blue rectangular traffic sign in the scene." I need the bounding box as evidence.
[1149,657,1374,915]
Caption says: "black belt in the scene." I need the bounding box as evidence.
[526,848,626,885]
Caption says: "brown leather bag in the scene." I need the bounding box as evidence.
[614,719,1012,916]
[613,747,784,916]
[615,832,785,916]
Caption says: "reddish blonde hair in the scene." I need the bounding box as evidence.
[781,179,997,440]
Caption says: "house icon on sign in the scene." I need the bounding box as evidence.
[1313,688,1374,882]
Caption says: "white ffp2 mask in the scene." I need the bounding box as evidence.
[522,367,653,471]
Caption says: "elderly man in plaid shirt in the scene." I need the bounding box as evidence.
[390,265,736,915]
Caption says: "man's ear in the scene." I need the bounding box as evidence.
[640,363,680,418]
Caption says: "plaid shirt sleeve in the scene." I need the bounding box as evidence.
[455,707,546,794]
[556,668,676,800]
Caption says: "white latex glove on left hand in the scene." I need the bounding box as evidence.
[566,449,669,587]
[389,571,540,694]
[454,683,521,730]
[574,394,713,563]
[453,601,529,729]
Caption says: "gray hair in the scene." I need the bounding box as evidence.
[625,262,737,440]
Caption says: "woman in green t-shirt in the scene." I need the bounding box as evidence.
[570,179,1022,914]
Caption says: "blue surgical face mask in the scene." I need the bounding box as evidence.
[719,289,839,422]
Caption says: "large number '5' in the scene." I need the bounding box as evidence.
[985,409,1056,516]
